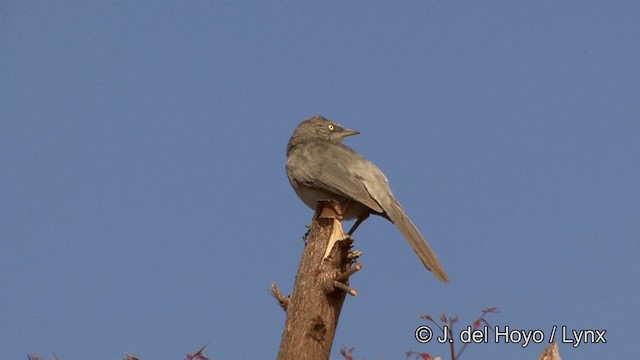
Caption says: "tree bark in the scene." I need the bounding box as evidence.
[277,200,358,360]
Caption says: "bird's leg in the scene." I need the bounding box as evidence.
[341,199,368,236]
[347,214,369,236]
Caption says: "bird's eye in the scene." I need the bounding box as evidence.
[327,124,335,131]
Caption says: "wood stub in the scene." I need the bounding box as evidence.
[277,200,357,360]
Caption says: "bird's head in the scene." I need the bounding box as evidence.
[287,116,360,153]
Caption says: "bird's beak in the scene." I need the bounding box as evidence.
[341,127,360,137]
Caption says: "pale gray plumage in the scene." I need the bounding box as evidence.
[286,115,449,283]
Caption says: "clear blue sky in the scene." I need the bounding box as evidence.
[1,1,638,359]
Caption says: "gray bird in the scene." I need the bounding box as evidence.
[286,115,449,283]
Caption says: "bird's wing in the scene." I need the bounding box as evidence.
[288,140,450,282]
[289,142,386,213]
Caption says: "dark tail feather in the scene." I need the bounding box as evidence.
[384,198,450,283]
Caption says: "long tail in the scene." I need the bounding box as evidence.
[384,198,450,283]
